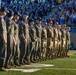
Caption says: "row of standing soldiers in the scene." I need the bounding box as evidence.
[0,7,70,71]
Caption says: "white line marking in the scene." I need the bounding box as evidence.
[45,68,76,70]
[22,64,54,68]
[9,69,41,72]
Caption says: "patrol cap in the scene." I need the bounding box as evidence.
[42,20,47,25]
[0,7,8,12]
[8,9,14,15]
[28,18,34,23]
[14,11,21,16]
[23,12,29,16]
[36,17,42,21]
[61,25,65,29]
[48,20,53,23]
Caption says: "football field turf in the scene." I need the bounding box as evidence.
[0,50,76,75]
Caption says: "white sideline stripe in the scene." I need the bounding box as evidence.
[22,64,54,67]
[45,68,76,70]
[9,69,41,72]
[8,64,54,72]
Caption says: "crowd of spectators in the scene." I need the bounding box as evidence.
[1,0,76,30]
[47,0,76,29]
[1,0,52,19]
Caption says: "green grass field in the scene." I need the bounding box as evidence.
[0,50,76,75]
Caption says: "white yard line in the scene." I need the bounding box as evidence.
[8,64,54,72]
[8,64,76,73]
[45,68,76,70]
[9,69,41,73]
[22,64,54,68]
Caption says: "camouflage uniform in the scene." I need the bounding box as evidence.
[53,27,58,58]
[13,20,20,65]
[19,20,27,64]
[61,26,66,57]
[35,24,42,61]
[57,26,62,57]
[29,25,37,62]
[0,15,7,68]
[66,27,70,56]
[19,20,30,64]
[41,26,47,60]
[47,26,54,59]
[6,18,15,67]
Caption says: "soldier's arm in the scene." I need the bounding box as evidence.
[41,29,45,41]
[0,17,6,44]
[19,22,25,39]
[29,28,35,42]
[0,24,3,37]
[6,19,12,33]
[19,23,24,35]
[0,17,3,36]
[13,37,16,46]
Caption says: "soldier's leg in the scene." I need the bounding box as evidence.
[14,44,20,66]
[46,47,50,60]
[37,41,41,61]
[9,45,16,67]
[43,42,47,60]
[54,42,57,59]
[53,41,56,59]
[61,40,64,57]
[41,42,45,61]
[55,47,58,58]
[20,43,26,65]
[34,41,38,62]
[58,44,61,58]
[46,38,51,59]
[9,45,15,67]
[51,47,54,59]
[0,44,7,69]
[5,41,14,67]
[26,42,31,64]
[64,44,67,57]
[65,42,69,57]
[63,40,66,57]
[30,42,36,63]
[23,42,28,64]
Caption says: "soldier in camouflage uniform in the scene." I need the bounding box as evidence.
[65,26,70,57]
[61,25,66,57]
[29,19,37,63]
[13,12,21,66]
[0,7,8,71]
[47,21,54,59]
[41,21,47,60]
[57,25,62,58]
[19,13,30,64]
[53,22,58,58]
[5,9,15,68]
[35,17,42,61]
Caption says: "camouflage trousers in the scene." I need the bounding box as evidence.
[46,38,53,59]
[41,40,47,60]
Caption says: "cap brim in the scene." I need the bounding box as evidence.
[4,8,9,13]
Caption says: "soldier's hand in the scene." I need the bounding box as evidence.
[35,39,37,41]
[3,36,7,44]
[18,39,20,44]
[21,34,25,39]
[13,41,16,46]
[13,37,16,46]
[3,39,7,44]
[23,39,27,43]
